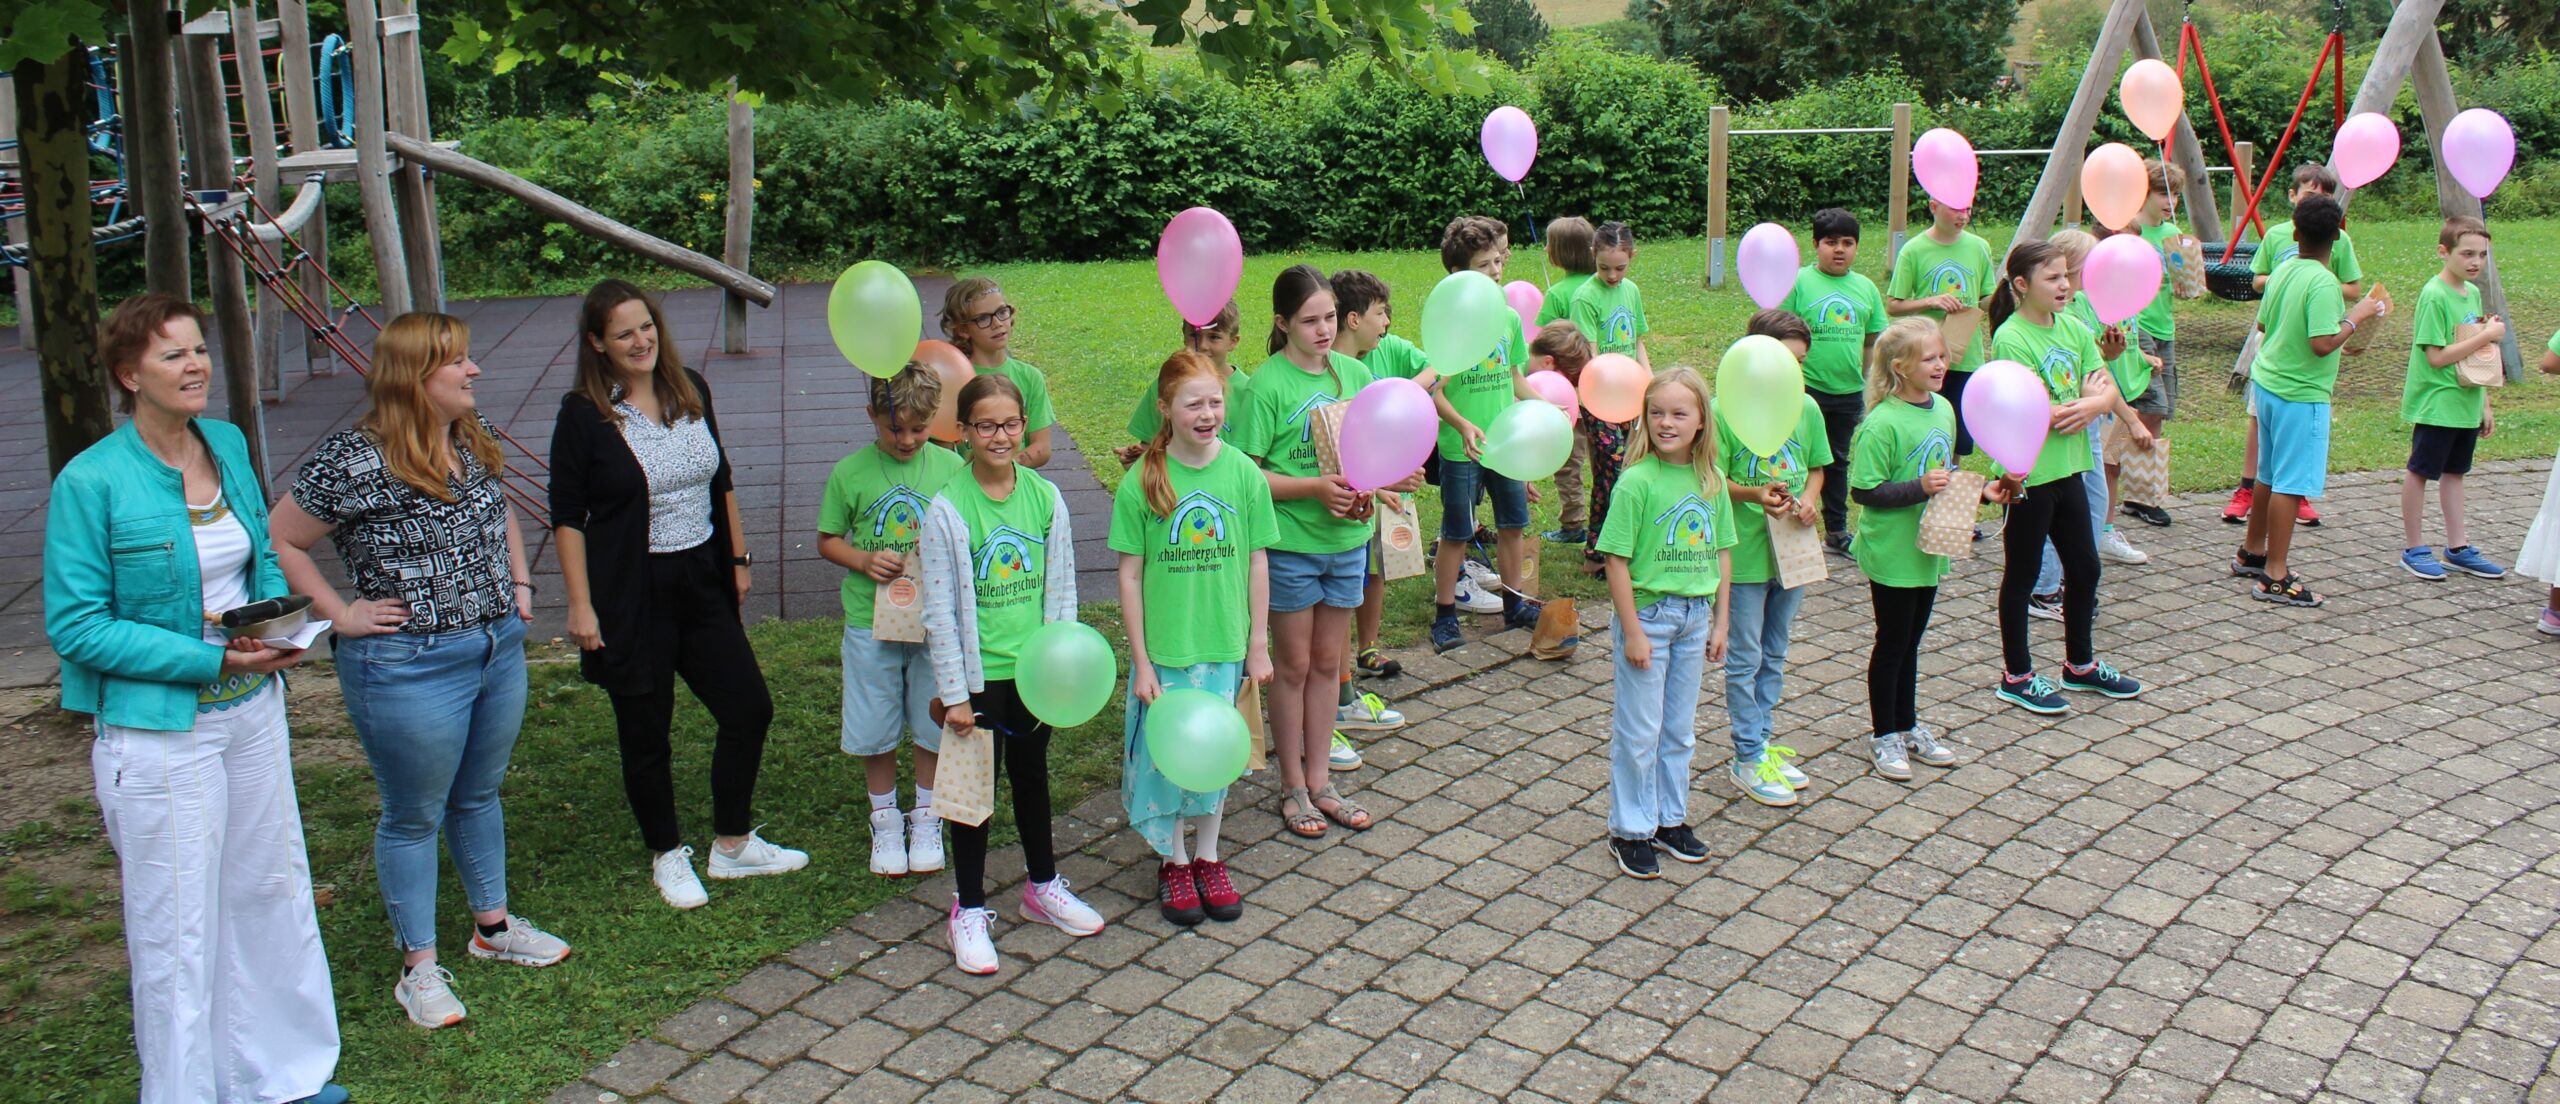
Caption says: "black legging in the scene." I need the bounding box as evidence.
[1944,370,1977,456]
[1810,389,1863,536]
[610,544,774,853]
[1999,476,2100,676]
[950,679,1056,909]
[1868,583,1938,737]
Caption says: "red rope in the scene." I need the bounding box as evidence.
[2175,19,2348,264]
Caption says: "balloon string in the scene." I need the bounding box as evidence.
[1517,182,1552,286]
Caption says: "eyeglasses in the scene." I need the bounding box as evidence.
[966,305,1016,329]
[968,418,1028,437]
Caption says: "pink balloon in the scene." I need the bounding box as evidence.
[1503,280,1543,332]
[2082,234,2162,326]
[1481,106,1537,183]
[1525,370,1580,422]
[2118,59,2185,142]
[1960,359,2053,477]
[2442,108,2515,199]
[1579,353,1648,424]
[1157,207,1243,327]
[1913,128,1979,211]
[1338,378,1438,492]
[1737,223,1799,310]
[2331,112,2401,189]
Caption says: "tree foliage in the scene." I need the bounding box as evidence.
[1456,0,1552,65]
[1631,0,2019,104]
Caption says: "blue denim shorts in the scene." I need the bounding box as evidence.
[841,623,940,756]
[1437,457,1530,541]
[1268,547,1369,613]
[2253,383,2331,498]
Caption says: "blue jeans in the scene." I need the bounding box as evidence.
[2037,418,2110,595]
[1608,593,1713,840]
[1720,581,1804,763]
[336,616,528,952]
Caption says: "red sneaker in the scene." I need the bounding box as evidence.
[1191,858,1242,922]
[1158,861,1204,926]
[2295,500,2322,526]
[2222,485,2253,524]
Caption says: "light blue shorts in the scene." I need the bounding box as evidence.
[1268,547,1368,613]
[2252,383,2331,499]
[841,623,940,756]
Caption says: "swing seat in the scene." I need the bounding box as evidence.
[2201,241,2259,302]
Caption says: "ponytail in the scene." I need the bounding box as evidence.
[1268,264,1331,355]
[1139,351,1227,519]
[1985,239,2064,337]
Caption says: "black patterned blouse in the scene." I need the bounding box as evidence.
[290,420,514,634]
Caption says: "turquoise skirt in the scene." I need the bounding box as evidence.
[1121,660,1240,857]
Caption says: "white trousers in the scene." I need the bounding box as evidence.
[94,682,340,1104]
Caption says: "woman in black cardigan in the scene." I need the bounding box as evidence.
[552,280,806,909]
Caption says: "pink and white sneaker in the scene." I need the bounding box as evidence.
[1020,876,1105,937]
[948,899,998,975]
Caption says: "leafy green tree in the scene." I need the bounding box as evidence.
[1631,0,2019,104]
[1455,0,1551,65]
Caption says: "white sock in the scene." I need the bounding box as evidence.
[1167,829,1190,866]
[869,790,899,812]
[913,787,934,814]
[1190,811,1224,864]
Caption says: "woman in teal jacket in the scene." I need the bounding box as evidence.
[43,295,345,1104]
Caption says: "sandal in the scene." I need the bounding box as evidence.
[1280,787,1327,839]
[1310,784,1373,831]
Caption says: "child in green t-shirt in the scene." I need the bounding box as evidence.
[917,373,1098,975]
[1886,198,1995,456]
[2397,217,2509,582]
[1716,309,1827,807]
[942,277,1058,469]
[1432,216,1545,656]
[1567,221,1650,573]
[1596,367,1732,879]
[1779,208,1887,553]
[1324,269,1419,755]
[1111,352,1280,927]
[1850,319,2005,780]
[819,366,967,880]
[2230,164,2362,525]
[1536,216,1597,328]
[1116,300,1242,465]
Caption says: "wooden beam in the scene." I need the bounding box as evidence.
[2128,6,2223,244]
[276,0,319,151]
[233,2,286,398]
[2334,0,2444,210]
[387,133,778,305]
[2412,35,2521,380]
[1,78,32,350]
[1704,105,1728,288]
[2010,0,2147,257]
[180,35,269,481]
[2231,140,2254,238]
[127,0,193,300]
[346,0,411,315]
[1888,102,1912,267]
[722,86,755,353]
[382,0,442,310]
[11,56,116,472]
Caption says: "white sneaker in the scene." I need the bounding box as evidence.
[1335,691,1405,731]
[2098,526,2150,565]
[707,829,809,880]
[1452,572,1504,614]
[395,963,466,1029]
[868,808,910,877]
[466,914,572,967]
[653,846,709,909]
[948,899,999,975]
[907,807,946,874]
[1020,875,1107,937]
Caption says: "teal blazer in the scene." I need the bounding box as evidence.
[45,419,287,731]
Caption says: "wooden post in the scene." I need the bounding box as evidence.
[2064,174,2084,229]
[381,0,442,311]
[2128,7,2223,244]
[721,85,754,354]
[12,56,116,473]
[2009,0,2146,257]
[275,0,333,376]
[1,78,33,350]
[181,28,269,482]
[1887,102,1912,267]
[127,0,193,300]
[346,0,411,315]
[233,2,286,398]
[2230,140,2253,239]
[1704,105,1729,289]
[2412,35,2521,379]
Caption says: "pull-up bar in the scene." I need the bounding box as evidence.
[1703,103,1915,288]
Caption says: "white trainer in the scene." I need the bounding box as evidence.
[1453,563,1504,614]
[707,829,809,880]
[949,899,999,975]
[395,963,467,1029]
[1020,875,1106,937]
[907,806,946,874]
[466,914,572,967]
[653,846,709,910]
[2098,526,2150,565]
[868,808,909,877]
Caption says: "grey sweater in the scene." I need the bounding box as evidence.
[918,480,1079,704]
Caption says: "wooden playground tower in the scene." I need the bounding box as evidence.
[1,0,777,481]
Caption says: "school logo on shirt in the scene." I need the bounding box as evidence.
[973,525,1046,582]
[1600,306,1637,349]
[1923,261,1974,300]
[1289,392,1337,443]
[1653,495,1719,550]
[1903,429,1956,474]
[1164,490,1235,547]
[858,486,930,543]
[1732,438,1806,488]
[2037,346,2081,392]
[1808,293,1862,330]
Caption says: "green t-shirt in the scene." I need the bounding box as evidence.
[982,356,1057,432]
[1848,395,1959,588]
[1437,314,1528,463]
[1779,267,1887,395]
[1595,456,1739,611]
[940,466,1058,680]
[1126,365,1249,444]
[1106,443,1280,666]
[1231,351,1378,554]
[2250,222,2363,286]
[1568,277,1650,358]
[817,445,964,630]
[2252,258,2346,404]
[2136,221,2181,340]
[1987,313,2099,487]
[1537,273,1593,327]
[1714,396,1833,587]
[2402,275,2488,429]
[1887,231,1996,372]
[1360,334,1432,382]
[2064,292,2144,401]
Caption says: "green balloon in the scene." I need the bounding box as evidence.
[1015,622,1117,728]
[828,260,924,379]
[1715,334,1809,461]
[1481,399,1574,481]
[1141,688,1249,793]
[1420,270,1507,376]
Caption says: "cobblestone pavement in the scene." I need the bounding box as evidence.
[550,460,2560,1104]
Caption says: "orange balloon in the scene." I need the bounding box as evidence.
[2080,143,2148,231]
[1577,353,1648,424]
[914,340,976,442]
[2119,59,2184,142]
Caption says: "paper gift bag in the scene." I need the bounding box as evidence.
[1768,510,1830,589]
[1938,308,1982,364]
[1309,399,1353,477]
[2453,321,2506,388]
[1517,540,1542,598]
[1529,597,1579,660]
[1237,680,1268,774]
[2167,233,2207,299]
[934,717,996,828]
[1916,470,1986,559]
[869,557,927,643]
[2226,327,2262,395]
[1376,493,1427,581]
[2342,283,2389,356]
[2111,430,2171,507]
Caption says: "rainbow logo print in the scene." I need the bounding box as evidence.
[1808,293,1861,330]
[1902,428,1955,474]
[973,525,1045,582]
[1924,260,1974,300]
[1165,490,1235,548]
[1652,495,1718,549]
[858,486,931,542]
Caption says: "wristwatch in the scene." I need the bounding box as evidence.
[732,551,753,567]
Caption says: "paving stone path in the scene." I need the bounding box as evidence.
[550,459,2560,1104]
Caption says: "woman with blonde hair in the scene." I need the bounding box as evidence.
[273,311,568,1029]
